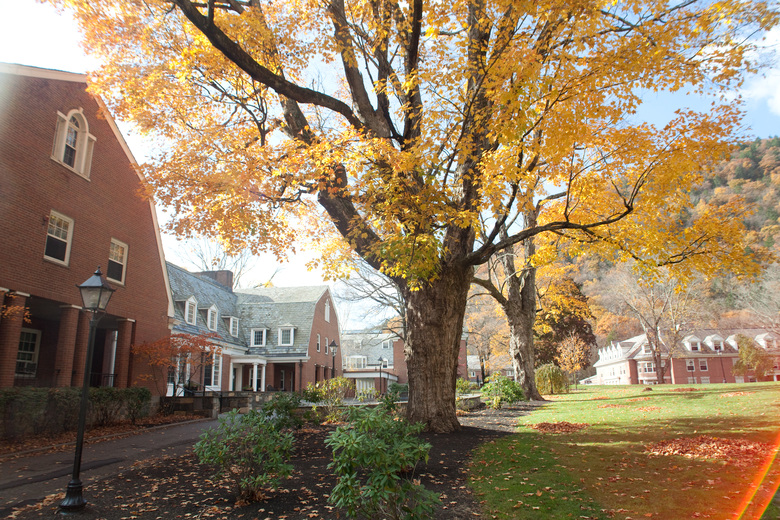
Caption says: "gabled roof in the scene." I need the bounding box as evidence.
[166,262,241,347]
[237,285,331,358]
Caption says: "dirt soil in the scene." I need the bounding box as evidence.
[8,404,540,520]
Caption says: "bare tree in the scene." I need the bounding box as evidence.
[178,237,256,288]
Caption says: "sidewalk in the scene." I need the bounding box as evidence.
[0,418,217,517]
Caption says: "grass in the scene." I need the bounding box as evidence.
[469,382,780,520]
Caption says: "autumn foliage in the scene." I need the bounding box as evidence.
[132,333,221,396]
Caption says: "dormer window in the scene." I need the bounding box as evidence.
[52,110,95,178]
[713,341,723,352]
[279,327,295,346]
[185,297,197,325]
[382,339,392,350]
[229,317,239,337]
[690,341,700,352]
[251,328,267,347]
[207,306,218,331]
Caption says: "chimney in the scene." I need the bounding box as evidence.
[196,270,234,290]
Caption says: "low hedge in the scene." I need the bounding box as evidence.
[0,386,151,441]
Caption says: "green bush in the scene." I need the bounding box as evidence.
[456,377,478,395]
[314,377,354,423]
[0,386,151,441]
[89,387,124,426]
[326,404,440,519]
[194,409,294,501]
[535,363,569,395]
[123,387,152,425]
[260,391,304,430]
[480,374,524,409]
[388,382,408,396]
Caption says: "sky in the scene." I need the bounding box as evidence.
[1,0,780,290]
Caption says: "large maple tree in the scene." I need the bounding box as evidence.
[58,0,777,431]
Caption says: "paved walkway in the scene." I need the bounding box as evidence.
[0,419,217,517]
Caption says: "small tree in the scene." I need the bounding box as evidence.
[555,333,593,388]
[733,335,774,380]
[132,333,221,400]
[480,374,524,409]
[535,364,569,395]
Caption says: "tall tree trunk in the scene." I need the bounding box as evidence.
[498,222,544,401]
[403,262,472,433]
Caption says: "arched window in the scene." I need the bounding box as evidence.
[52,109,95,178]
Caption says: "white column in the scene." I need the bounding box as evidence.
[229,362,235,391]
[261,363,267,392]
[252,363,259,392]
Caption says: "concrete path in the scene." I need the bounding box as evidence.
[0,419,217,517]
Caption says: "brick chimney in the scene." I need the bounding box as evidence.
[196,270,234,290]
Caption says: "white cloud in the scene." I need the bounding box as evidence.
[742,26,780,116]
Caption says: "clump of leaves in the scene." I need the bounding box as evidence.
[260,391,304,430]
[529,421,589,434]
[480,374,524,409]
[326,400,440,519]
[456,377,478,395]
[194,409,293,501]
[646,435,773,467]
[535,363,569,395]
[309,377,354,423]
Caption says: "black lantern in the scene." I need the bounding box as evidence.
[60,268,114,512]
[330,340,338,378]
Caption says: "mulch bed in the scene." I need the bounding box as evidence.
[8,404,541,520]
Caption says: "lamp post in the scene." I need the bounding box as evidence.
[377,357,385,395]
[60,268,115,512]
[329,340,338,379]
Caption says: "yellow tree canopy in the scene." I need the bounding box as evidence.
[55,0,777,282]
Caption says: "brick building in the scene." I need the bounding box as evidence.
[594,329,780,385]
[0,63,172,390]
[166,263,341,394]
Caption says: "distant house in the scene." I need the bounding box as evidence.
[340,330,469,394]
[0,63,172,391]
[593,329,780,385]
[166,263,341,394]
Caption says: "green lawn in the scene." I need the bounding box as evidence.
[469,382,780,519]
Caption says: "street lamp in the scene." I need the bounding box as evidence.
[60,268,115,512]
[718,349,726,384]
[379,356,385,395]
[329,340,338,379]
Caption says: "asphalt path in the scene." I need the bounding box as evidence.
[0,418,217,517]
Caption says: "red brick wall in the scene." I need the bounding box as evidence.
[302,291,341,386]
[0,70,171,388]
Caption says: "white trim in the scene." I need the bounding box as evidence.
[44,210,74,266]
[51,109,95,179]
[229,316,239,337]
[279,327,295,346]
[185,297,198,325]
[107,238,129,285]
[251,328,267,347]
[207,305,218,331]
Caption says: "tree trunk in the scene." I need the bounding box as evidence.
[498,221,544,401]
[403,263,472,433]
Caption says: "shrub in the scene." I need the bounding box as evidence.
[315,377,354,423]
[357,387,378,402]
[480,374,524,409]
[123,386,152,425]
[456,377,477,395]
[326,405,440,519]
[89,387,124,426]
[388,382,408,396]
[260,391,304,430]
[535,363,569,395]
[194,409,294,501]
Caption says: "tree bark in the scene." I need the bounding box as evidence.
[403,262,472,433]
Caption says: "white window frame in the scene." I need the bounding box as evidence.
[317,333,321,352]
[251,328,267,347]
[699,359,708,371]
[700,376,711,384]
[279,327,295,346]
[229,317,239,337]
[207,305,218,331]
[107,238,128,284]
[324,300,330,323]
[686,359,695,372]
[52,109,96,179]
[203,351,222,389]
[348,355,367,369]
[690,342,700,352]
[382,339,392,350]
[713,341,723,352]
[185,297,198,325]
[16,328,41,377]
[44,210,74,266]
